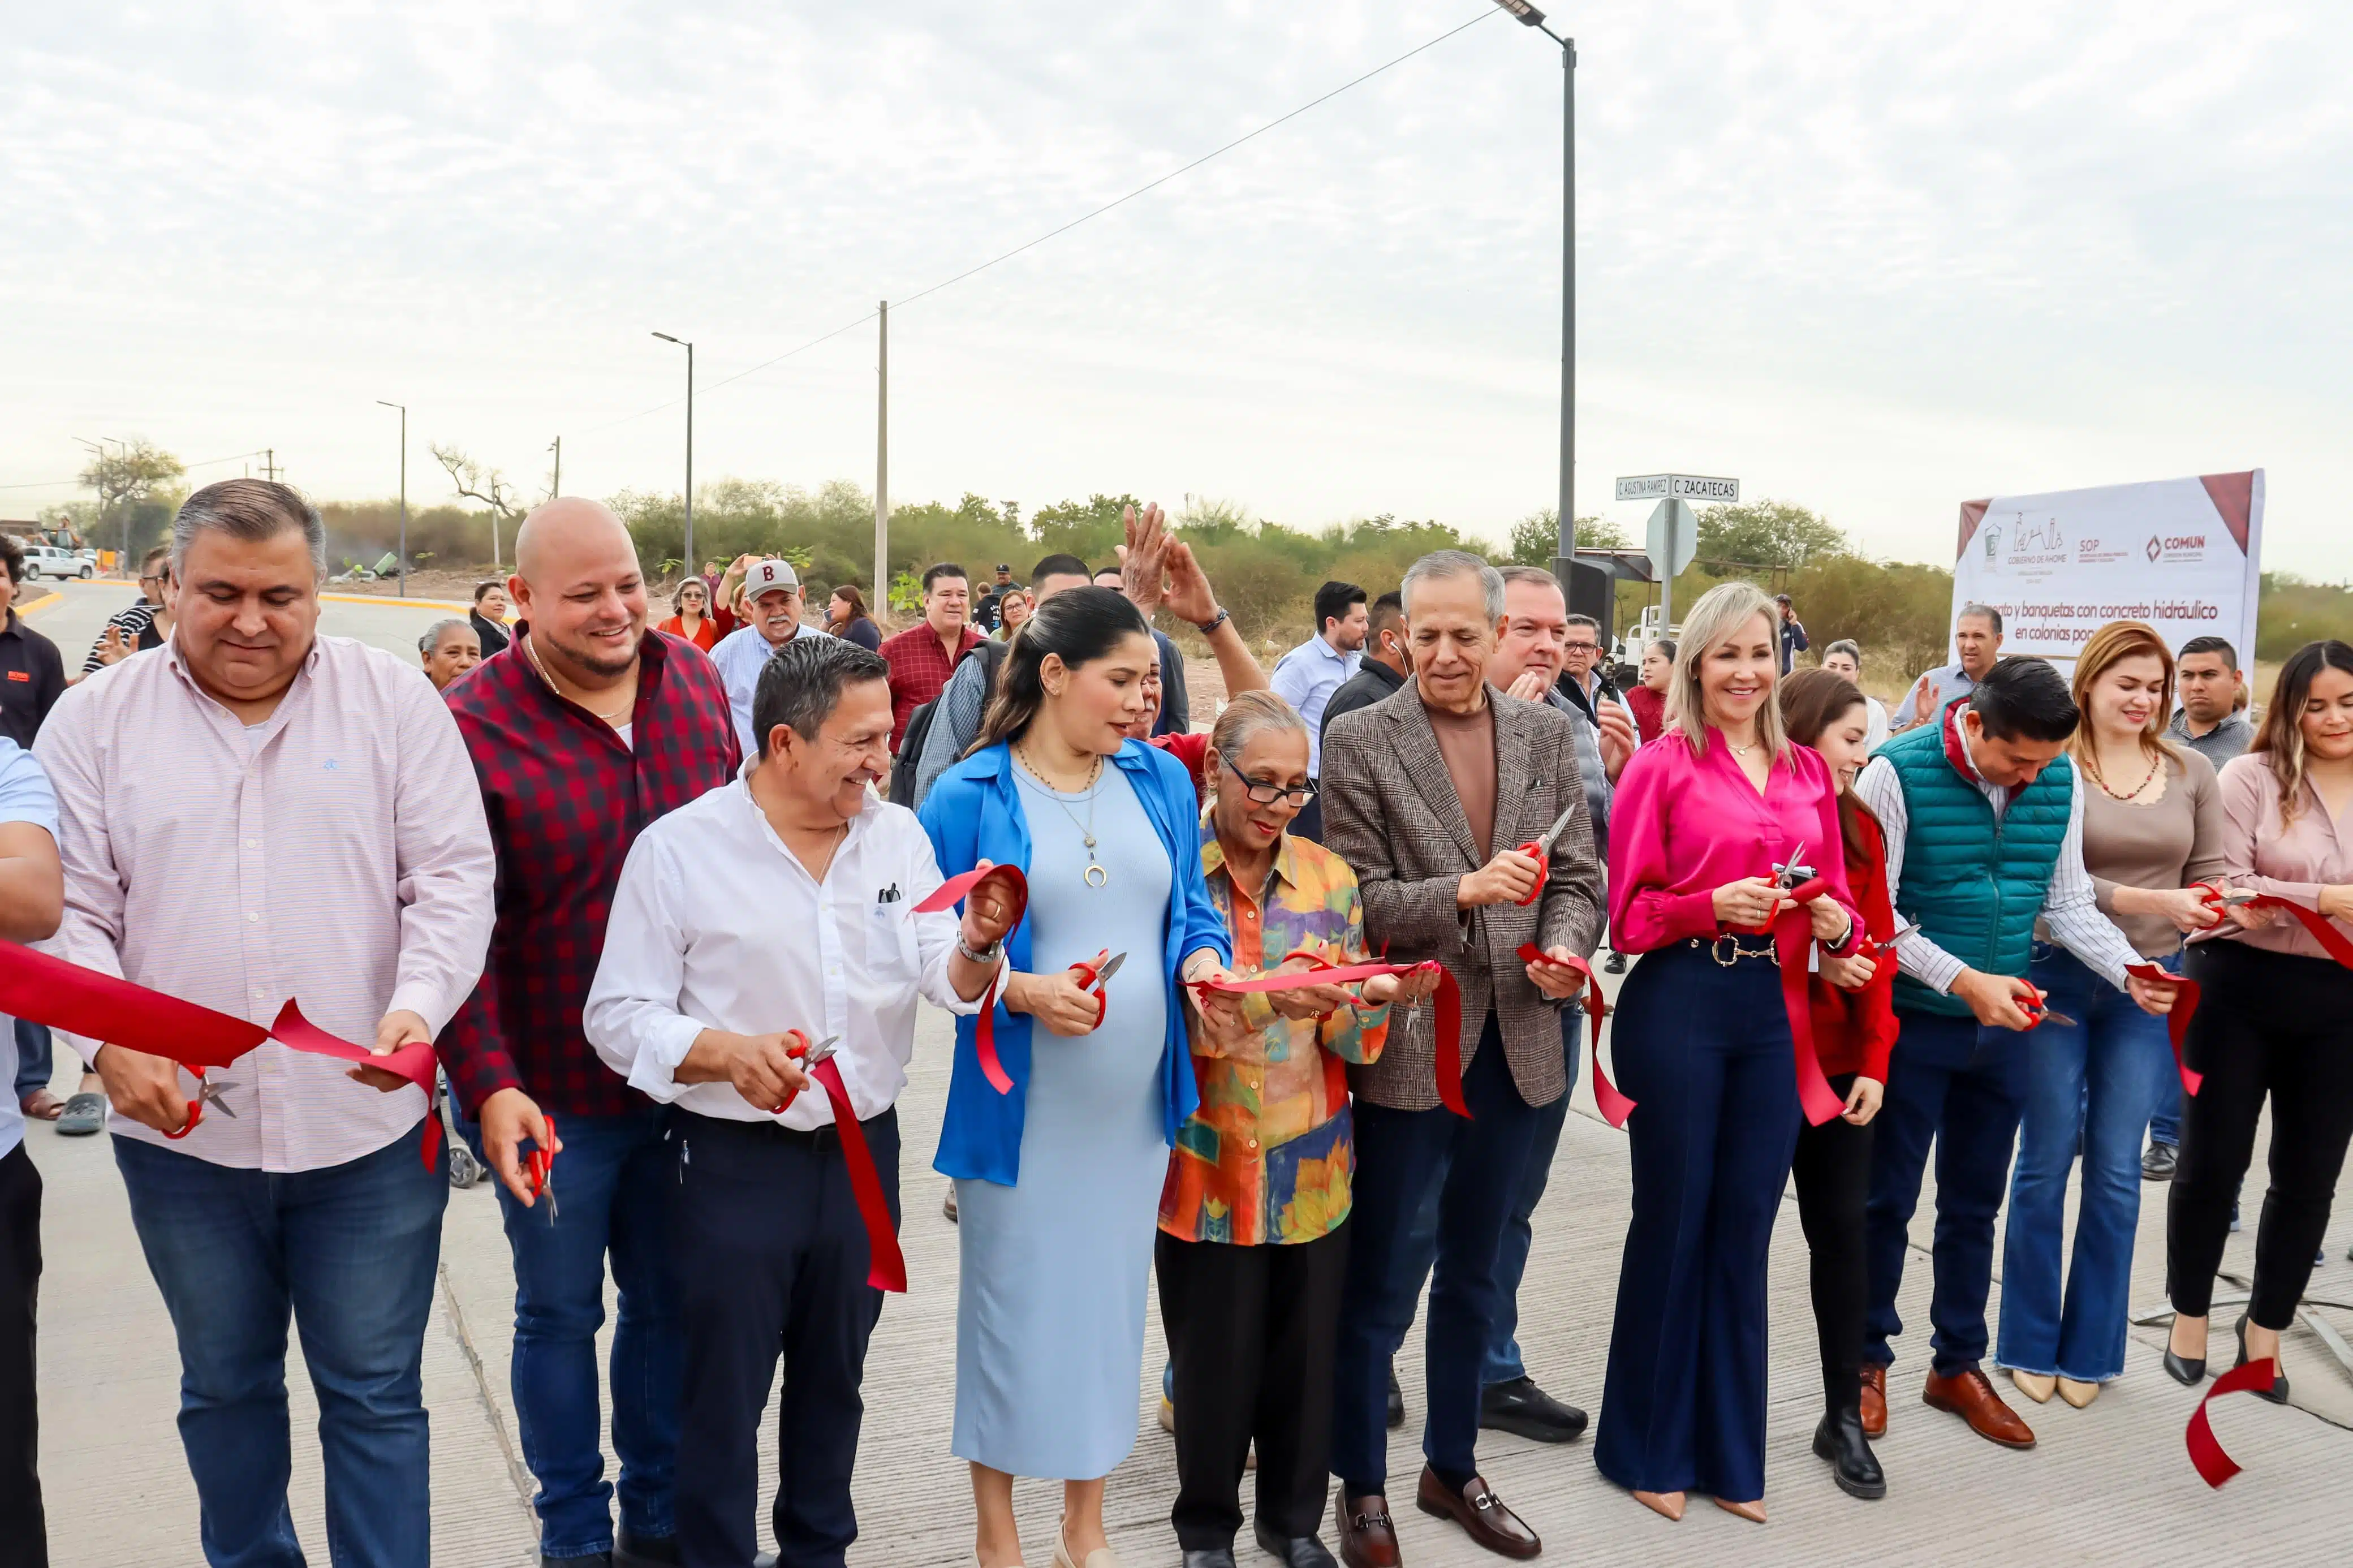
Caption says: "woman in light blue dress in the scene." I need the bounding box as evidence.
[921,587,1241,1568]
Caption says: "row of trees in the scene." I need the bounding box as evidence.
[41,440,2352,686]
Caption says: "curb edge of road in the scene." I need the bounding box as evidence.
[16,592,63,616]
[435,1259,541,1521]
[321,592,479,611]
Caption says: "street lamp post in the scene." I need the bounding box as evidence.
[1493,1,1577,562]
[74,436,127,570]
[652,333,695,572]
[376,400,407,597]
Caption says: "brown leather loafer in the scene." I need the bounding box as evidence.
[1923,1368,2036,1449]
[1414,1468,1540,1561]
[1334,1488,1400,1568]
[1859,1365,1887,1437]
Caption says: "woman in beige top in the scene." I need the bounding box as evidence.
[2164,639,2353,1403]
[1997,622,2229,1407]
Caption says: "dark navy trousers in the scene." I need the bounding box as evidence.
[1864,1009,2029,1377]
[670,1108,902,1568]
[1593,942,1802,1503]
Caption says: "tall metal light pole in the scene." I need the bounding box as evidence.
[652,333,695,570]
[376,401,407,597]
[1493,2,1576,561]
[74,436,127,570]
[548,436,561,498]
[874,301,888,605]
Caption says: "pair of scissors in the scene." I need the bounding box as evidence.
[526,1113,560,1225]
[771,1031,843,1114]
[1070,950,1128,1028]
[1513,803,1580,906]
[1859,919,1923,959]
[1772,843,1816,890]
[2017,993,2079,1030]
[162,1067,236,1140]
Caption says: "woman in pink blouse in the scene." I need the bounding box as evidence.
[1594,582,1863,1524]
[2164,640,2353,1402]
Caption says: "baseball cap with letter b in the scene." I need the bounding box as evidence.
[747,559,799,598]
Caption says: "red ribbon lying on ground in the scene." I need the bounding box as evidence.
[0,940,447,1168]
[915,865,1029,1094]
[1514,947,1632,1127]
[1189,954,1468,1117]
[2186,1356,2279,1488]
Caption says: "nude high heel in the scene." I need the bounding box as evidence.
[1632,1489,1686,1520]
[2009,1369,2056,1403]
[2055,1377,2099,1408]
[1714,1497,1768,1523]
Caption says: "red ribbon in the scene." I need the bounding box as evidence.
[807,1053,907,1294]
[1515,946,1633,1127]
[1191,955,1468,1117]
[914,864,1028,1095]
[0,941,447,1169]
[2186,1356,2279,1488]
[1773,877,1852,1128]
[2148,886,2353,1100]
[2126,962,2204,1098]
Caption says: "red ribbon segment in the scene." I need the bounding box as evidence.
[915,865,1027,1095]
[2127,963,2203,1097]
[2186,1356,2278,1488]
[0,941,448,1169]
[1191,956,1467,1117]
[808,1054,907,1294]
[1516,946,1631,1127]
[1772,881,1852,1128]
[2152,886,2353,1101]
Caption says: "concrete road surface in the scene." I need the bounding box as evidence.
[20,578,476,672]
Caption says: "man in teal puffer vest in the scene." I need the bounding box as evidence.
[1849,658,2179,1453]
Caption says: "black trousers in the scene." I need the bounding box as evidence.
[670,1109,902,1568]
[1791,1074,1873,1415]
[1157,1224,1349,1550]
[2167,942,2353,1327]
[0,1144,46,1568]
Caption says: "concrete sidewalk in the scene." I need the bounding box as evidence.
[28,997,2353,1565]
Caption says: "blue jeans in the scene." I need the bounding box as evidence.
[1997,947,2178,1382]
[114,1128,447,1568]
[1398,1012,1581,1387]
[12,1016,51,1100]
[1864,1011,2029,1377]
[465,1105,679,1559]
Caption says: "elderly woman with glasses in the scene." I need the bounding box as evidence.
[1156,690,1428,1568]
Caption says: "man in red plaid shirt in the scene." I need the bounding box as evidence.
[877,562,980,752]
[439,498,740,1568]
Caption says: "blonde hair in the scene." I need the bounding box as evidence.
[1665,580,1789,762]
[2067,621,2180,774]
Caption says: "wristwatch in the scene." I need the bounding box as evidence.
[1192,606,1230,637]
[956,931,1003,966]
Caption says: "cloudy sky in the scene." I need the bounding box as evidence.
[3,1,2347,572]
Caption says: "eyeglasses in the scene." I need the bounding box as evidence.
[1221,755,1317,807]
[1562,640,1601,654]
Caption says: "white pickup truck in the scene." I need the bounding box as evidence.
[20,545,94,581]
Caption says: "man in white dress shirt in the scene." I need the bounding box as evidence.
[707,558,833,759]
[36,480,497,1568]
[586,635,1012,1568]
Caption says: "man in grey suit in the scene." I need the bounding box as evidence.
[1320,550,1605,1566]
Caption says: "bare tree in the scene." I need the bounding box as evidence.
[429,443,525,571]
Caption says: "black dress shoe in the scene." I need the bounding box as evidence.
[1182,1549,1238,1568]
[2141,1141,2178,1181]
[2164,1343,2207,1385]
[2234,1313,2291,1405]
[1254,1519,1339,1567]
[1479,1375,1589,1442]
[614,1528,678,1566]
[1385,1360,1405,1430]
[1812,1410,1886,1500]
[1604,951,1627,974]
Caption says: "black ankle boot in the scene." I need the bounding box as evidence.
[1813,1408,1887,1500]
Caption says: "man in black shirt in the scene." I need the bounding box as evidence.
[0,541,64,751]
[1318,591,1410,742]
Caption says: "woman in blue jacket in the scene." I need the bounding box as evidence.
[921,587,1240,1568]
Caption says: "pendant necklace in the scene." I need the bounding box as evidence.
[1019,744,1108,888]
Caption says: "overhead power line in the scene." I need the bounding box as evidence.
[584,6,1500,434]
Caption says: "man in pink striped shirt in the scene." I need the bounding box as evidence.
[36,480,496,1568]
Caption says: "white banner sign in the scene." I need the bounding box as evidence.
[1948,471,2263,674]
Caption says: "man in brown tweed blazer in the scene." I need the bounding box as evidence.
[1320,550,1604,1566]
